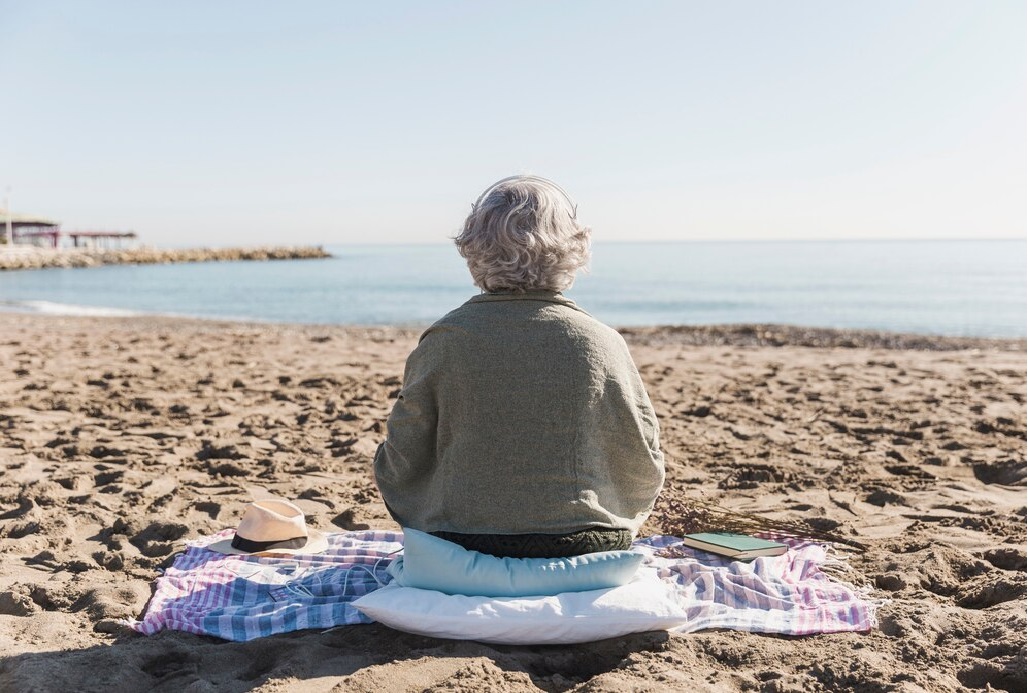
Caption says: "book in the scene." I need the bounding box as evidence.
[680,532,788,559]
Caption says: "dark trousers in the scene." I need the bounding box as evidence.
[430,528,632,559]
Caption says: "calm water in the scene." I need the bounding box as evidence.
[0,241,1024,338]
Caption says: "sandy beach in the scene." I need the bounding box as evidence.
[0,313,1024,692]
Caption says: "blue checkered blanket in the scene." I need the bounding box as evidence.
[128,530,877,642]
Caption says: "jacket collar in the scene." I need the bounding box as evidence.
[467,290,584,311]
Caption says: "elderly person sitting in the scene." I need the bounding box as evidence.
[373,175,665,558]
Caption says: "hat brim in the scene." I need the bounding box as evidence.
[206,529,330,557]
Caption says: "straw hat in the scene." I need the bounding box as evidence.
[207,498,329,556]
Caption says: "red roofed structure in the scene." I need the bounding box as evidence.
[1,208,136,249]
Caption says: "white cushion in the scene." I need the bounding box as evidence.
[352,569,691,645]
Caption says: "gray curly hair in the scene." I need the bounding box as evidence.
[454,175,591,293]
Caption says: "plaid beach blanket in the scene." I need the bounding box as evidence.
[128,530,876,642]
[128,530,403,641]
[639,535,877,636]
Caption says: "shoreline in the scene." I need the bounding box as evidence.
[0,311,1023,352]
[0,245,331,271]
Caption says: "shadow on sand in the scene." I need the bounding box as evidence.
[0,622,673,692]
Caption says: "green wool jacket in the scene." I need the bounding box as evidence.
[373,291,666,536]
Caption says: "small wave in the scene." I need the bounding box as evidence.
[0,300,143,317]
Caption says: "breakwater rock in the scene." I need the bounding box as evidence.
[0,245,332,271]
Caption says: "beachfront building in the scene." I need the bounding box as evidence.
[0,208,61,247]
[0,208,137,249]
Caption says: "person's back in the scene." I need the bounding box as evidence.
[373,175,665,558]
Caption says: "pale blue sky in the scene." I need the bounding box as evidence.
[1,1,1024,245]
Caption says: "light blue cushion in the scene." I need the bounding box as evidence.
[387,528,645,597]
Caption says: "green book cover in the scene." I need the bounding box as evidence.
[681,532,788,558]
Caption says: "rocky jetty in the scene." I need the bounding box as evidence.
[0,245,331,271]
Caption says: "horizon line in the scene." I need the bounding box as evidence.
[310,236,1026,246]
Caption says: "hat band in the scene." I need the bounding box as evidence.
[231,533,308,553]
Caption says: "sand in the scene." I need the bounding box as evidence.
[0,313,1024,692]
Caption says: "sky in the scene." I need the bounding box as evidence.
[1,1,1025,246]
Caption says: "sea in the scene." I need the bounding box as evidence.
[0,240,1025,338]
